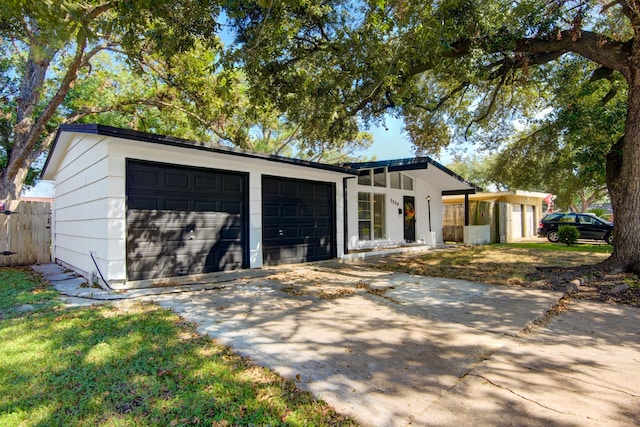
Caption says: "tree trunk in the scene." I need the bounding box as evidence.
[0,45,54,202]
[604,73,640,274]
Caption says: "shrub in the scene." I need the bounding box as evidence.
[588,208,608,218]
[558,225,580,246]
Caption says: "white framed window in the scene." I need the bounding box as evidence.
[358,192,385,240]
[403,174,413,190]
[374,168,386,187]
[358,170,371,185]
[390,172,401,189]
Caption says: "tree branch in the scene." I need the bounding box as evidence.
[465,71,507,139]
[515,31,630,73]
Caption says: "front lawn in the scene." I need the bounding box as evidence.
[372,243,640,306]
[0,268,352,426]
[373,244,611,286]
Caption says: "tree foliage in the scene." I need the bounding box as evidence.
[224,0,640,273]
[0,0,222,199]
[0,0,372,200]
[489,56,625,211]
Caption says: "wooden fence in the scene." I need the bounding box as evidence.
[0,200,52,266]
[442,203,465,242]
[442,201,495,243]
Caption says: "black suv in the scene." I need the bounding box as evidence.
[538,212,614,244]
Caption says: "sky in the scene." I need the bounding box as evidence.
[366,117,414,160]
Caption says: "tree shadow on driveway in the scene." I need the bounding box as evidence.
[148,265,640,426]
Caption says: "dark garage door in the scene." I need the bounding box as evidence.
[262,176,335,265]
[126,160,247,281]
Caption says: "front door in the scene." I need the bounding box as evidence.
[403,196,416,242]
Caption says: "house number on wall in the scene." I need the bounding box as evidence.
[390,199,400,206]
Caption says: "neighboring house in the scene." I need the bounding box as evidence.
[442,190,550,244]
[41,124,476,289]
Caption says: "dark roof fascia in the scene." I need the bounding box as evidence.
[42,124,358,177]
[346,156,482,191]
[345,157,427,170]
[442,189,477,196]
[388,163,427,172]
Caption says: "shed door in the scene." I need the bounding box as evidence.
[126,160,247,281]
[262,176,335,265]
[526,205,535,237]
[512,204,523,238]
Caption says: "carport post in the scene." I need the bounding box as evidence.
[465,193,470,226]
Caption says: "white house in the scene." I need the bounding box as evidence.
[343,159,478,251]
[41,124,476,289]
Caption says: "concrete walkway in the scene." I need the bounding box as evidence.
[34,262,640,426]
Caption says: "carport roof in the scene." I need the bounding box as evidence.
[42,124,360,179]
[345,157,481,194]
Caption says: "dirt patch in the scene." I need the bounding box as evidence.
[270,268,365,300]
[527,265,640,307]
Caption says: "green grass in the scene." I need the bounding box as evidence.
[0,268,60,314]
[0,267,352,426]
[497,242,613,254]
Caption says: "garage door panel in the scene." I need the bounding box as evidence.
[281,181,299,196]
[126,161,246,281]
[194,174,216,190]
[165,199,190,210]
[301,206,315,216]
[131,170,159,187]
[165,172,189,189]
[220,201,243,214]
[282,205,298,217]
[262,203,279,217]
[263,245,311,264]
[317,206,331,217]
[222,176,242,192]
[300,226,317,236]
[262,176,335,265]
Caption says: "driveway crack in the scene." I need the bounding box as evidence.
[467,373,598,419]
[550,371,640,398]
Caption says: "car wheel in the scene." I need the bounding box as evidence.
[605,233,614,245]
[547,231,560,243]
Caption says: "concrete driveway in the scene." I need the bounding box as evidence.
[38,261,640,426]
[140,262,640,426]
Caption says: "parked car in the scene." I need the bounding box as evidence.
[538,212,614,244]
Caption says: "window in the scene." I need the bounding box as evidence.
[403,174,413,190]
[374,168,386,187]
[358,170,371,185]
[358,192,385,240]
[373,193,385,238]
[390,172,401,189]
[358,192,371,239]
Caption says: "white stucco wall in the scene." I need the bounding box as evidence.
[51,132,349,287]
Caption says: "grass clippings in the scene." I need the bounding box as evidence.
[317,288,356,300]
[0,267,354,426]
